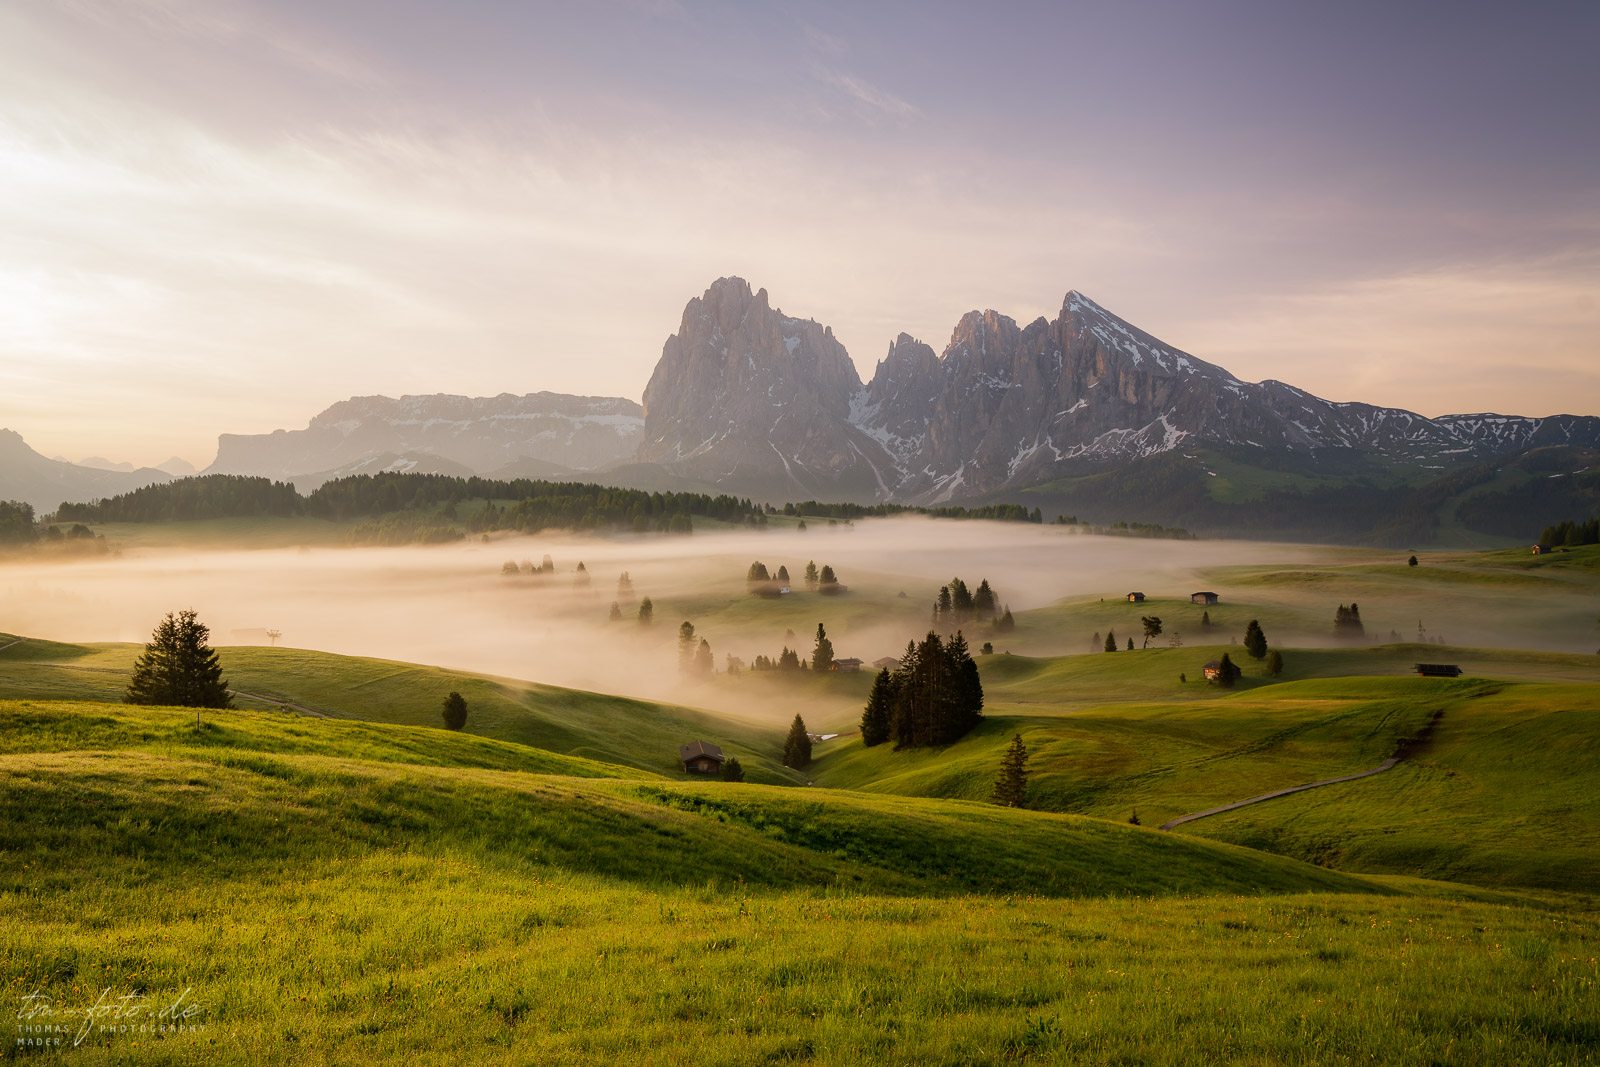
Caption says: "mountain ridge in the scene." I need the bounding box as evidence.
[638,278,1600,505]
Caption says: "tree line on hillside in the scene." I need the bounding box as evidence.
[1053,516,1196,539]
[0,500,38,543]
[305,474,762,532]
[860,632,983,749]
[52,471,765,532]
[56,475,300,523]
[776,501,1042,523]
[1538,517,1600,548]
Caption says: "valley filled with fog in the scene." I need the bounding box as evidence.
[0,520,1330,711]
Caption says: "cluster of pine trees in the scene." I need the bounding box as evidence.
[931,577,1013,633]
[860,632,984,749]
[1334,603,1365,636]
[749,624,834,673]
[1539,517,1600,547]
[57,475,300,523]
[677,622,714,676]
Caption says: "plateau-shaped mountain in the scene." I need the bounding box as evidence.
[206,392,642,486]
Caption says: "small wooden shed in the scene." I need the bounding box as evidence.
[1191,591,1220,605]
[1126,592,1146,602]
[679,740,726,774]
[1413,664,1463,678]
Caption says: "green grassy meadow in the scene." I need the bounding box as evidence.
[1,701,1597,1064]
[2,537,1599,1061]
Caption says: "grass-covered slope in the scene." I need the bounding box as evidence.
[815,659,1600,893]
[1191,683,1600,891]
[1,700,1596,1064]
[0,636,795,783]
[0,700,1369,899]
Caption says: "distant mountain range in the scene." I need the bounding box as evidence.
[4,276,1596,542]
[641,277,1600,502]
[0,430,172,512]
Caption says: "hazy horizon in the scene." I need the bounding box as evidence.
[3,1,1598,466]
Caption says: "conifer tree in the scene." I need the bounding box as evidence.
[1243,619,1268,660]
[441,691,468,731]
[949,578,974,619]
[804,560,819,587]
[974,579,997,618]
[721,756,745,782]
[783,714,813,769]
[819,565,838,585]
[811,623,835,671]
[991,733,1029,807]
[778,646,800,670]
[1092,631,1102,652]
[996,606,1015,633]
[677,621,696,671]
[746,561,770,582]
[1127,637,1135,651]
[1266,649,1284,677]
[608,601,622,622]
[776,565,789,583]
[695,638,714,676]
[126,610,231,709]
[1105,629,1118,652]
[637,597,654,625]
[1216,652,1241,687]
[617,572,634,599]
[1201,609,1212,628]
[861,669,894,746]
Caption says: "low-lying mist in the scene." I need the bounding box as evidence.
[0,519,1321,718]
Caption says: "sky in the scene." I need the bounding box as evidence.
[1,0,1597,467]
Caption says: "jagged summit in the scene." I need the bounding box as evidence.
[636,279,1600,504]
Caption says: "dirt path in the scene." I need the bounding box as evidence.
[1158,758,1400,830]
[231,688,333,719]
[1159,710,1444,831]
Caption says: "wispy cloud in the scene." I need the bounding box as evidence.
[52,0,384,86]
[815,69,920,122]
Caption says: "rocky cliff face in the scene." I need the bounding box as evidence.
[639,277,895,497]
[641,279,1600,503]
[207,392,642,482]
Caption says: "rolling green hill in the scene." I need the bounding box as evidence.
[813,654,1600,894]
[0,636,797,783]
[1,698,1596,1063]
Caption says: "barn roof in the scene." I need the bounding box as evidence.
[679,741,725,762]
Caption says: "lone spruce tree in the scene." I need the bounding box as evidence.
[1104,629,1118,652]
[992,733,1029,807]
[126,610,232,710]
[811,623,835,671]
[783,715,813,769]
[441,691,468,730]
[1243,619,1268,660]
